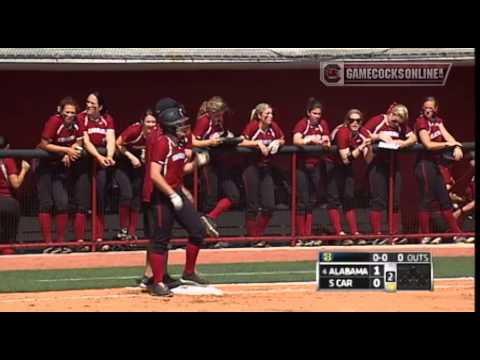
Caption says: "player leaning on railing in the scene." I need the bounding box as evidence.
[74,91,116,251]
[414,96,469,244]
[193,96,242,248]
[114,109,157,244]
[292,98,331,247]
[362,104,417,245]
[36,97,83,254]
[0,136,30,255]
[452,151,475,243]
[324,109,373,246]
[239,103,286,248]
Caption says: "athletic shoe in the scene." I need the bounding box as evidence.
[313,240,323,246]
[201,216,220,238]
[213,241,231,249]
[97,239,111,252]
[304,240,316,247]
[149,282,173,297]
[253,241,268,248]
[343,239,354,246]
[295,240,305,247]
[61,247,73,254]
[453,236,467,243]
[465,237,475,244]
[51,247,64,254]
[137,275,154,292]
[76,240,91,252]
[394,237,409,245]
[43,247,56,254]
[420,237,432,245]
[180,272,210,286]
[163,273,182,289]
[373,238,388,245]
[116,228,128,240]
[430,237,443,245]
[353,233,367,245]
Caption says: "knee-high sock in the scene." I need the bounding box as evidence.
[208,198,232,220]
[119,205,130,230]
[95,215,104,240]
[327,209,342,235]
[128,211,139,236]
[344,210,359,235]
[257,213,272,236]
[296,214,306,236]
[38,213,53,243]
[418,211,430,234]
[74,213,86,241]
[441,210,462,233]
[245,217,258,237]
[55,213,69,243]
[185,243,200,274]
[149,252,166,284]
[305,213,313,236]
[369,210,382,235]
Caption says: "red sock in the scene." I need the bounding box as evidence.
[74,213,86,241]
[245,217,258,237]
[441,210,462,233]
[296,214,306,236]
[185,243,200,274]
[305,213,313,236]
[369,210,382,235]
[149,252,166,284]
[208,198,232,220]
[257,213,272,236]
[128,211,139,236]
[119,205,130,229]
[345,210,359,234]
[38,213,53,243]
[55,214,69,243]
[392,213,401,234]
[418,211,430,233]
[327,209,342,235]
[95,215,105,240]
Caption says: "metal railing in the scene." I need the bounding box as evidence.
[0,143,475,252]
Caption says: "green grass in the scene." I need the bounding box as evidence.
[0,257,474,293]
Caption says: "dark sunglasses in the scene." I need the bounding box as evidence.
[348,117,362,123]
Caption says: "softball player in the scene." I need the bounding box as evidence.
[292,98,330,246]
[362,104,417,245]
[193,96,241,246]
[414,97,467,244]
[74,92,116,250]
[147,102,209,297]
[325,109,373,246]
[239,103,285,248]
[0,136,31,255]
[36,97,83,254]
[114,109,157,242]
[452,152,475,243]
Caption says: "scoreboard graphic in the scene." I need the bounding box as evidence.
[317,252,433,292]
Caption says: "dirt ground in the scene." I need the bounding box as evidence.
[0,244,475,312]
[0,279,473,312]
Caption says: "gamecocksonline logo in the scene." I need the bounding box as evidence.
[320,62,452,87]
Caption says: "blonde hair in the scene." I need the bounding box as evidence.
[197,96,228,119]
[390,104,409,122]
[250,103,272,121]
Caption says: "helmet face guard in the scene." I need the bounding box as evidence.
[164,117,191,138]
